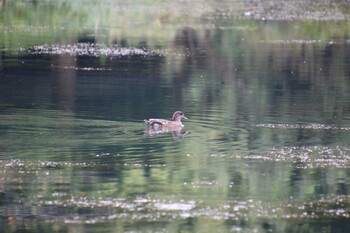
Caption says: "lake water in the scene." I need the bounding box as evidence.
[1,1,350,233]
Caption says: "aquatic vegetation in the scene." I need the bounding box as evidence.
[28,43,167,57]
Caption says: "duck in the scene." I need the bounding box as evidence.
[144,111,188,129]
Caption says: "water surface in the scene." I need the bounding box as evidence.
[1,1,350,233]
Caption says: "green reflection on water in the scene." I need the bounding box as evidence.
[2,1,350,233]
[1,110,350,233]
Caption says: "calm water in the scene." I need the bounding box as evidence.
[1,1,350,233]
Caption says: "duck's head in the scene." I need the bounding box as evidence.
[172,111,188,122]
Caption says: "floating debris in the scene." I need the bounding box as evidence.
[230,145,350,168]
[260,39,324,44]
[0,158,165,171]
[27,43,167,57]
[255,123,350,130]
[32,194,350,224]
[51,65,113,71]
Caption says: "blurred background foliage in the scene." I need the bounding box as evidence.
[1,0,350,49]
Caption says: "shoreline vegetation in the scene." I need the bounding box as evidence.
[1,0,350,50]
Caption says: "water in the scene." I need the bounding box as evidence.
[1,1,350,232]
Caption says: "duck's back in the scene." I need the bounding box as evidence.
[144,118,171,127]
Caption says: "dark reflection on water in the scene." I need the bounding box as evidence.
[2,3,350,233]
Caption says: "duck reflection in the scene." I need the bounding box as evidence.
[145,126,189,140]
[144,111,189,139]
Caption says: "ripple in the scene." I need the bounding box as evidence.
[188,114,221,130]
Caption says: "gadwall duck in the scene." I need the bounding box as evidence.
[144,111,188,129]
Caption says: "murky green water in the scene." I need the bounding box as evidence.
[1,1,350,232]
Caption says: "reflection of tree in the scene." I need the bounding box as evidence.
[0,51,3,73]
[52,54,76,112]
[166,25,350,209]
[170,24,350,127]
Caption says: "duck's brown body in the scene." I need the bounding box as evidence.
[144,111,188,129]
